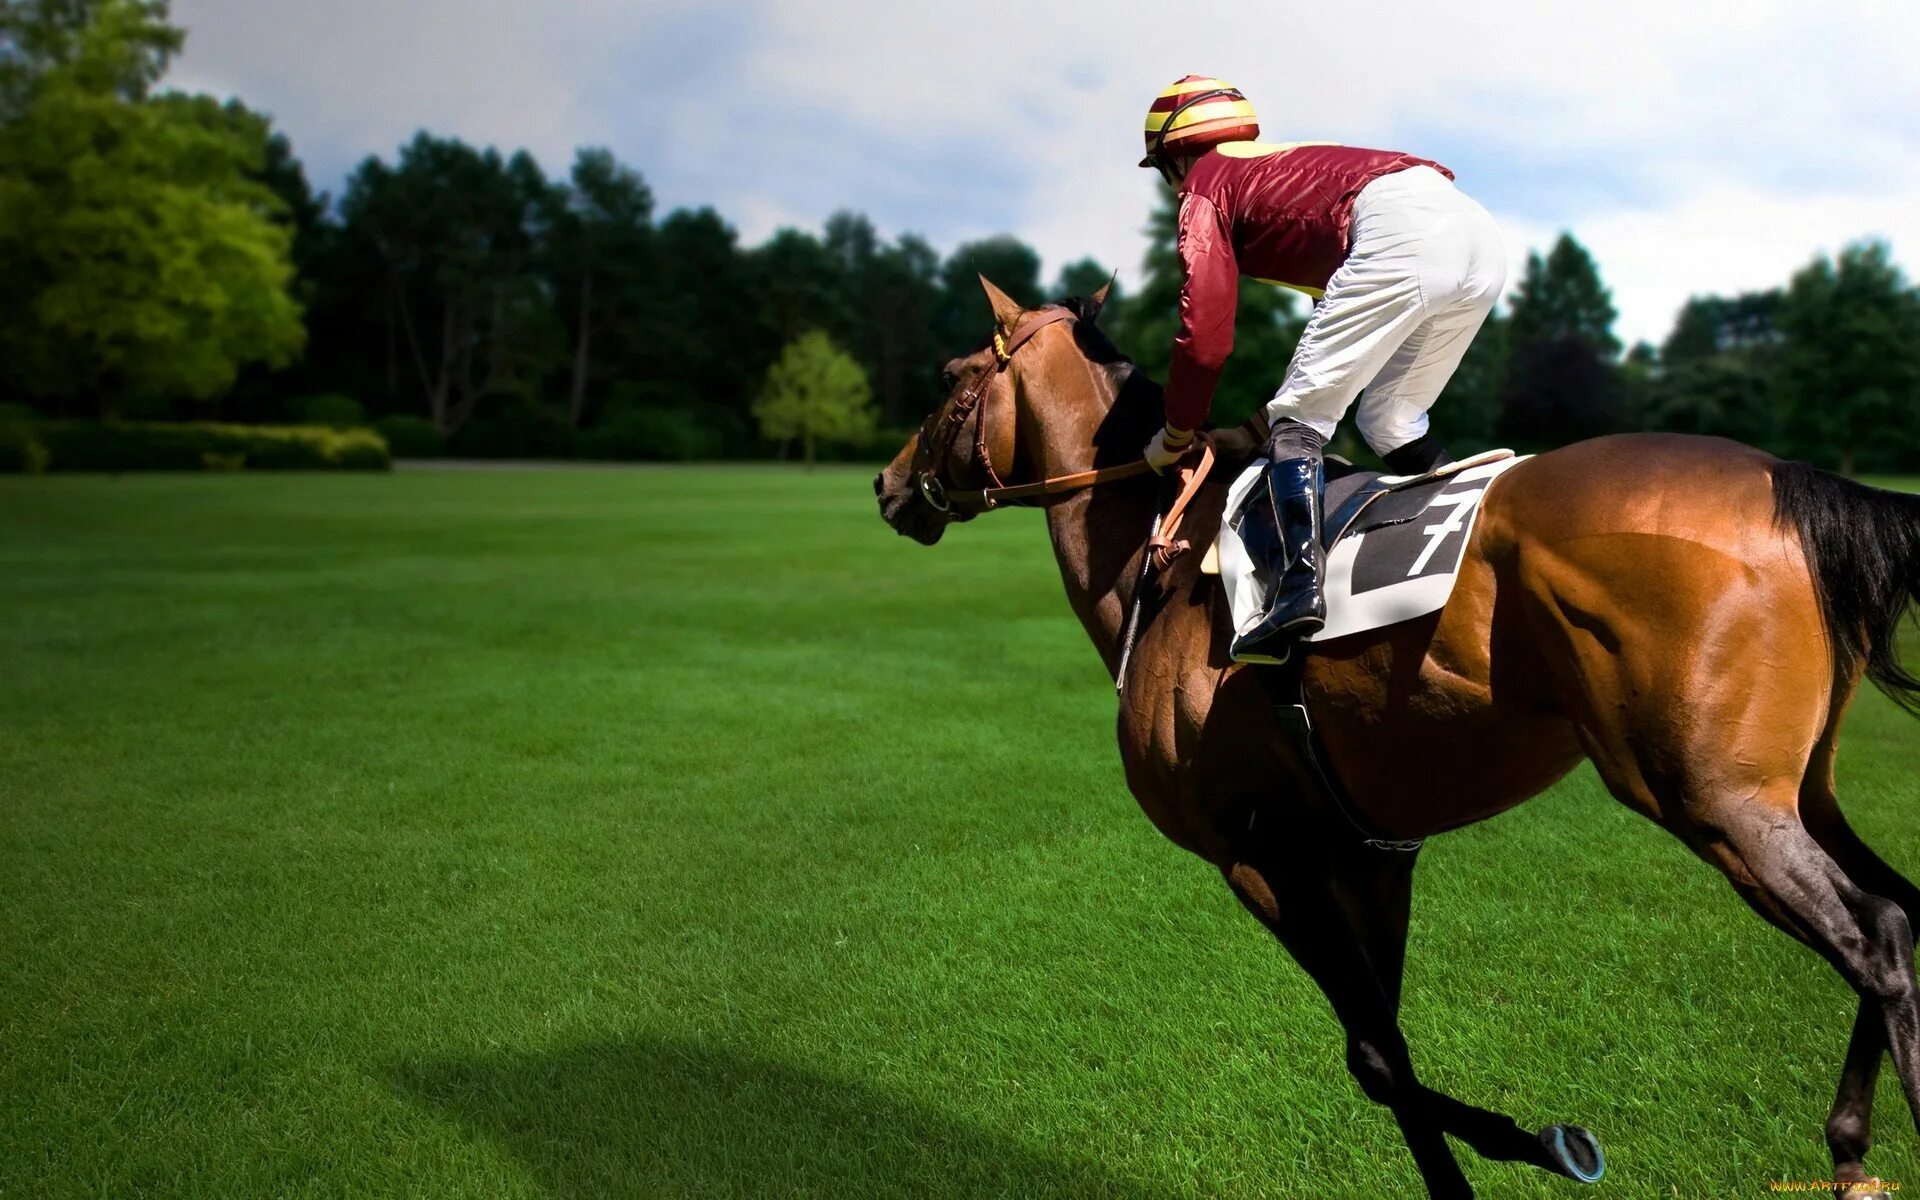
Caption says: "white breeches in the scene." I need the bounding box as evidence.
[1264,166,1506,453]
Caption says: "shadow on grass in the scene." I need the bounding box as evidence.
[397,1037,1169,1199]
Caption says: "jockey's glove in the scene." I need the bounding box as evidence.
[1144,424,1195,473]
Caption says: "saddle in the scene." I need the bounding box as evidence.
[1205,449,1525,644]
[1201,448,1525,852]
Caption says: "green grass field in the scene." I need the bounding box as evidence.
[4,465,1919,1199]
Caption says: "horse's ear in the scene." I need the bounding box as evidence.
[1087,274,1116,324]
[978,273,1024,331]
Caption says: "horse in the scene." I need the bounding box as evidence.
[873,276,1920,1199]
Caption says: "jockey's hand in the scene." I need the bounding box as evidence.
[1143,425,1195,473]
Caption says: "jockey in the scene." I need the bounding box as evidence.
[1138,75,1506,663]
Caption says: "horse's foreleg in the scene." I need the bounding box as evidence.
[1321,844,1604,1178]
[1224,851,1473,1199]
[1224,844,1601,1197]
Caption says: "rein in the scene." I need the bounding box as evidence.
[910,306,1215,570]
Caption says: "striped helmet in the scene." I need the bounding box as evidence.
[1140,75,1260,168]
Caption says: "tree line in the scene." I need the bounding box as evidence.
[4,0,1919,471]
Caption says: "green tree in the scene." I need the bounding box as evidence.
[1441,309,1510,450]
[1661,291,1781,365]
[1640,290,1786,451]
[336,134,565,436]
[752,228,848,350]
[548,147,653,426]
[644,207,760,425]
[1499,233,1624,446]
[1776,241,1920,473]
[864,231,943,428]
[0,0,179,121]
[1052,257,1118,305]
[753,331,874,466]
[0,0,303,416]
[934,236,1043,357]
[1639,354,1781,447]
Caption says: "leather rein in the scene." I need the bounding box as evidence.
[910,306,1214,571]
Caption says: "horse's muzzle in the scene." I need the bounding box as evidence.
[876,466,947,545]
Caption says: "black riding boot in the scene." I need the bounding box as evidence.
[1230,425,1327,664]
[1381,432,1454,477]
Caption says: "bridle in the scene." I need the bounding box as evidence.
[910,306,1156,515]
[907,304,1215,572]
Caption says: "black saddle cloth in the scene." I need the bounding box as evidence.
[1320,458,1465,551]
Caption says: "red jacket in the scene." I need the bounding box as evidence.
[1164,143,1451,431]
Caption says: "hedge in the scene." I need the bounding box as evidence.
[6,421,392,473]
[289,394,368,430]
[373,414,445,458]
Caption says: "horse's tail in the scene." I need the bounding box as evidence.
[1772,459,1920,714]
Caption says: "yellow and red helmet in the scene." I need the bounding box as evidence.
[1140,75,1260,168]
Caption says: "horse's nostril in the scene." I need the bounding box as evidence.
[872,473,884,497]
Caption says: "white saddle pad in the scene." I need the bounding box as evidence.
[1208,451,1527,643]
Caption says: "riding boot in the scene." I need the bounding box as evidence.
[1230,452,1327,665]
[1381,432,1454,477]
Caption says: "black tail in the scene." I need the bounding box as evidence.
[1772,460,1920,714]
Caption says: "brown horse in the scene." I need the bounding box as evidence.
[875,278,1920,1199]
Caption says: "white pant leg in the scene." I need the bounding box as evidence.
[1352,298,1497,453]
[1353,195,1506,453]
[1264,166,1505,446]
[1262,232,1426,443]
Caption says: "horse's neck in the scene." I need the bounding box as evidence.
[1044,489,1157,678]
[1022,376,1160,679]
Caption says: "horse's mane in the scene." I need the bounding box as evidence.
[1052,294,1166,467]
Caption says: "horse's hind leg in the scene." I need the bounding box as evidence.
[1800,716,1920,1198]
[1582,689,1920,1195]
[1683,794,1920,1193]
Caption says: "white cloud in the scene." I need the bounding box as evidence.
[162,0,1920,345]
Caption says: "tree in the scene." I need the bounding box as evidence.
[1662,291,1781,365]
[643,206,760,425]
[1775,241,1920,473]
[863,232,942,429]
[1440,309,1510,450]
[335,134,565,436]
[1052,257,1118,305]
[753,331,874,466]
[1638,290,1787,452]
[934,236,1043,357]
[751,228,848,350]
[0,0,179,122]
[548,147,653,426]
[0,0,303,416]
[1499,233,1624,446]
[1638,354,1780,447]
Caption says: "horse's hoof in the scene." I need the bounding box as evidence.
[1837,1182,1894,1200]
[1538,1124,1604,1183]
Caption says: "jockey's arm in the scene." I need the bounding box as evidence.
[1164,192,1239,434]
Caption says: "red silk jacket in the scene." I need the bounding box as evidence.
[1164,143,1451,431]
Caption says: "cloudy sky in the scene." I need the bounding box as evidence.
[167,1,1920,346]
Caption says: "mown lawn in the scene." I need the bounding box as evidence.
[3,465,1918,1199]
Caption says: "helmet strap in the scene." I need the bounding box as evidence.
[1148,86,1247,174]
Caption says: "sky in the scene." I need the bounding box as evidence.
[166,0,1920,347]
